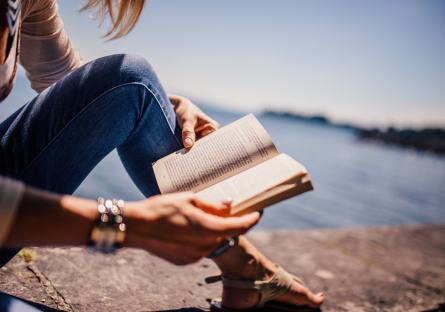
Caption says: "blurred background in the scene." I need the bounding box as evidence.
[1,0,444,229]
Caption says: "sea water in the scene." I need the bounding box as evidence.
[74,106,445,230]
[2,77,445,230]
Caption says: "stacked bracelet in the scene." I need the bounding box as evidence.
[206,236,239,259]
[88,198,126,254]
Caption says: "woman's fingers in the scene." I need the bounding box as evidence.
[182,116,197,148]
[195,113,219,138]
[174,97,219,146]
[199,210,261,237]
[199,129,214,138]
[189,195,258,237]
[129,233,216,265]
[195,117,219,129]
[196,124,217,139]
[195,123,215,133]
[191,196,231,217]
[222,197,233,207]
[199,112,220,129]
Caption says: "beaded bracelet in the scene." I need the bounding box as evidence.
[87,198,126,254]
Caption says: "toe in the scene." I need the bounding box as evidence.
[307,291,325,307]
[279,283,325,308]
[296,288,324,308]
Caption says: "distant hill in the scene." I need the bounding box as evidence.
[262,110,445,155]
[3,81,445,155]
[358,127,445,155]
[262,110,360,131]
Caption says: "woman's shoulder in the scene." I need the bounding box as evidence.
[0,0,21,102]
[21,0,57,23]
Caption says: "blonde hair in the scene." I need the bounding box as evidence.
[82,0,146,40]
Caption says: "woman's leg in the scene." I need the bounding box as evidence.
[0,54,182,196]
[0,54,183,265]
[0,54,324,308]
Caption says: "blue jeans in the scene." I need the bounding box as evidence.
[0,54,184,266]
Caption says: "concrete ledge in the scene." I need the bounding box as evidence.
[1,224,444,311]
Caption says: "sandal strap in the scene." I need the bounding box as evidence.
[221,277,264,291]
[257,266,294,307]
[204,275,223,284]
[205,274,264,290]
[205,266,301,308]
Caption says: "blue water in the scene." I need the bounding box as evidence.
[2,76,445,230]
[50,108,445,230]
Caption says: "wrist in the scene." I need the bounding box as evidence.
[123,201,141,218]
[121,199,161,248]
[60,195,97,221]
[60,195,98,246]
[122,199,155,233]
[125,198,159,223]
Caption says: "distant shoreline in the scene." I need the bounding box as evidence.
[262,110,445,155]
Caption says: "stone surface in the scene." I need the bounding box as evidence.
[1,224,444,311]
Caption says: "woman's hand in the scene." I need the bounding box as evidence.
[4,185,256,265]
[169,94,219,148]
[124,192,260,265]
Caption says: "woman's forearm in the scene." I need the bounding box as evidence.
[3,186,97,248]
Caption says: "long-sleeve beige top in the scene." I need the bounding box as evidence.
[0,0,81,246]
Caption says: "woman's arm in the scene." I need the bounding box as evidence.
[0,0,9,65]
[3,186,260,265]
[20,0,82,93]
[3,185,97,247]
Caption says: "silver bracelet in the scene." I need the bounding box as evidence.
[87,198,126,254]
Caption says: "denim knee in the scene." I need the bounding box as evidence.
[82,54,168,118]
[115,54,163,98]
[101,54,176,130]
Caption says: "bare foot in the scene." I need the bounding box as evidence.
[213,236,325,310]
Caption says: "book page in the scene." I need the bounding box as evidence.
[196,154,311,214]
[230,174,313,216]
[153,114,278,193]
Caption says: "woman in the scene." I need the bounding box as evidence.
[0,0,324,310]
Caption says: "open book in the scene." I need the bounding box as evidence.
[153,114,313,216]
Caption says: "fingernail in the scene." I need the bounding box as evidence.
[184,137,193,147]
[223,197,232,205]
[250,211,261,219]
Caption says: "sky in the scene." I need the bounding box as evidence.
[25,1,445,127]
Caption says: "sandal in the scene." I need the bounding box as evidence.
[205,266,322,311]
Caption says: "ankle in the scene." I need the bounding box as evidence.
[215,250,277,281]
[222,254,261,280]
